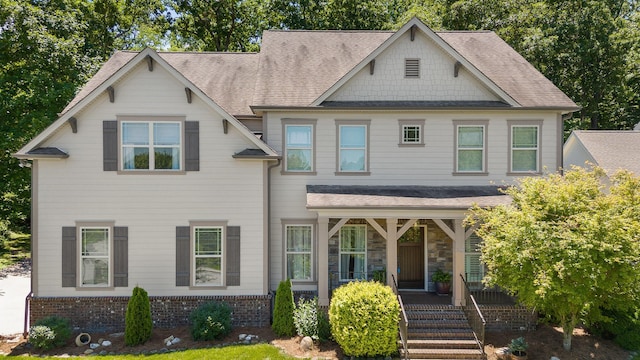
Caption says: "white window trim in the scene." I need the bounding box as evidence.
[335,120,371,175]
[192,225,225,287]
[398,119,425,147]
[117,116,186,174]
[453,120,489,175]
[283,223,315,283]
[507,120,543,175]
[282,119,317,175]
[338,225,367,281]
[78,225,112,288]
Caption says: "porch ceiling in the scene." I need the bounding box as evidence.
[306,185,511,214]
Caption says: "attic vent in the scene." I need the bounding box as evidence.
[405,59,420,78]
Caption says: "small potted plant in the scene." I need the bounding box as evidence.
[508,336,528,360]
[432,269,452,295]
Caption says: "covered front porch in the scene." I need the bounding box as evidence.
[306,185,511,307]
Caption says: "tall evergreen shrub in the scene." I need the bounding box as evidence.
[125,286,153,346]
[272,279,295,336]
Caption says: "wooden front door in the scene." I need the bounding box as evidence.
[397,227,425,289]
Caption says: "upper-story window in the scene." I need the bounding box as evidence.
[122,121,181,171]
[283,121,315,173]
[454,120,488,174]
[398,119,425,146]
[510,122,541,173]
[336,120,370,174]
[194,226,223,287]
[80,227,110,287]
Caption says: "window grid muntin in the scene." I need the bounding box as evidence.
[511,125,539,172]
[402,125,422,144]
[193,226,223,286]
[121,121,182,171]
[285,225,313,281]
[285,124,313,172]
[339,125,367,172]
[457,125,485,172]
[339,225,367,281]
[80,227,110,287]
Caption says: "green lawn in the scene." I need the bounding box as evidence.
[1,344,298,359]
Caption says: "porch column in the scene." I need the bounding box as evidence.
[386,218,398,289]
[318,216,330,306]
[452,219,465,306]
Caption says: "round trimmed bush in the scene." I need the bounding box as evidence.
[189,301,232,341]
[329,281,400,357]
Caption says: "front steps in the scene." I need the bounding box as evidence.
[399,305,484,360]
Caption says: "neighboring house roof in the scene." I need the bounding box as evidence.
[306,185,511,210]
[565,130,640,175]
[14,147,69,160]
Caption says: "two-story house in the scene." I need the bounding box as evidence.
[15,18,578,331]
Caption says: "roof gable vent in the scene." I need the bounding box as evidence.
[405,59,420,78]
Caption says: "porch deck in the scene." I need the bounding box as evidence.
[398,290,516,306]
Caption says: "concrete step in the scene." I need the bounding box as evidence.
[401,339,480,349]
[408,319,470,329]
[406,310,467,321]
[399,347,484,359]
[407,329,476,341]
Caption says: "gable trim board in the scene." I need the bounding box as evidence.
[312,18,518,108]
[14,48,278,160]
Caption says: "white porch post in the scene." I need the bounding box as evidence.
[385,218,398,289]
[318,216,330,306]
[452,219,466,306]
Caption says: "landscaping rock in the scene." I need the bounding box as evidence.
[84,349,93,355]
[89,343,100,350]
[300,336,313,352]
[101,340,111,347]
[551,357,561,360]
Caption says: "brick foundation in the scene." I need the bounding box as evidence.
[480,305,537,331]
[29,295,272,333]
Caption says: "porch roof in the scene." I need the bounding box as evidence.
[306,185,511,211]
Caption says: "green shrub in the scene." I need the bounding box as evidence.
[29,316,72,350]
[329,281,399,357]
[272,279,295,337]
[293,297,319,339]
[189,301,233,341]
[588,308,640,350]
[317,308,331,342]
[125,286,153,346]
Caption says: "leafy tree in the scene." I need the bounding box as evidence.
[466,166,640,351]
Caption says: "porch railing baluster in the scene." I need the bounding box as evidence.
[460,274,486,357]
[391,274,409,360]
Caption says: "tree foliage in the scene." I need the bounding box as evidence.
[466,166,640,351]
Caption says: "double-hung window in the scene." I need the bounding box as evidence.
[122,121,181,171]
[285,225,313,281]
[465,234,485,288]
[194,227,223,286]
[80,227,110,287]
[284,123,314,172]
[455,121,487,173]
[337,121,370,173]
[510,123,540,173]
[339,225,366,280]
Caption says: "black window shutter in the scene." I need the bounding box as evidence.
[226,226,240,286]
[184,121,199,171]
[103,121,118,171]
[62,227,77,287]
[113,227,128,287]
[176,226,191,286]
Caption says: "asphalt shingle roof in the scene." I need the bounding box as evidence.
[570,130,640,175]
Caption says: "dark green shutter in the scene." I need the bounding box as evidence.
[103,121,118,171]
[176,226,190,286]
[62,227,77,287]
[113,227,128,287]
[184,121,199,171]
[226,226,240,286]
